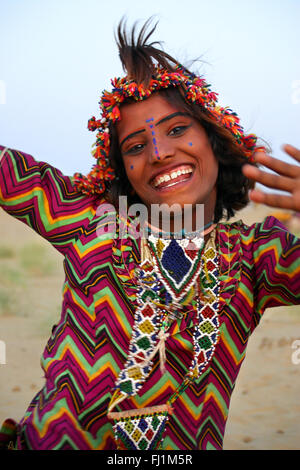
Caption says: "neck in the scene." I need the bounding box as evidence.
[145,200,216,239]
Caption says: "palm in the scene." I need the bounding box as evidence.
[242,144,300,212]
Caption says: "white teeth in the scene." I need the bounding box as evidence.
[153,166,193,187]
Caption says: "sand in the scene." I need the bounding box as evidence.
[0,203,299,450]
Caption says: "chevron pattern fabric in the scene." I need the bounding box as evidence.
[0,146,300,450]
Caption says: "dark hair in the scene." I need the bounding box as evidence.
[106,18,263,223]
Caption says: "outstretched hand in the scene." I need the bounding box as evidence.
[242,144,300,212]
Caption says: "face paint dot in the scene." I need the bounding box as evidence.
[188,142,193,146]
[130,165,134,170]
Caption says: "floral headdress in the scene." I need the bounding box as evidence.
[73,65,259,196]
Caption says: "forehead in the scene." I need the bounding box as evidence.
[116,93,182,139]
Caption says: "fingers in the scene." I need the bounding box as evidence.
[242,143,300,192]
[252,150,300,178]
[242,164,296,193]
[243,143,300,211]
[282,144,300,163]
[249,189,296,210]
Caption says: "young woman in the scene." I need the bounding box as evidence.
[0,19,299,450]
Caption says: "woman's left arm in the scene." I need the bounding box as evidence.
[242,144,300,211]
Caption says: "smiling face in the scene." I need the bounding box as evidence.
[116,93,218,226]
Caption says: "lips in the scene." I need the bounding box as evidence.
[150,164,194,190]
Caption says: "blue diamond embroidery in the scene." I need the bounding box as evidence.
[138,418,148,432]
[161,240,191,283]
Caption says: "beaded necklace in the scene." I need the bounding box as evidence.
[107,228,220,450]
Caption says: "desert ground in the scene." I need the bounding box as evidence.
[0,203,300,450]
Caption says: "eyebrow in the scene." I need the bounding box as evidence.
[155,111,190,126]
[119,112,191,149]
[120,128,145,149]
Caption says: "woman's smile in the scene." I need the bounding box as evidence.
[150,163,194,190]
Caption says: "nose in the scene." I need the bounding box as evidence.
[148,133,175,164]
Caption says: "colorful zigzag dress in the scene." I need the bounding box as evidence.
[0,145,300,450]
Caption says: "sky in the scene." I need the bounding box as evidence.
[0,0,299,177]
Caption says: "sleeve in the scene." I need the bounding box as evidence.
[251,216,300,331]
[0,146,97,255]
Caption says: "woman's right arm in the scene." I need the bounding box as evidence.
[0,146,97,255]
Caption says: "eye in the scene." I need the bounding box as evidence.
[169,125,189,136]
[124,143,145,155]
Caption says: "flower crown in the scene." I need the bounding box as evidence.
[73,65,259,195]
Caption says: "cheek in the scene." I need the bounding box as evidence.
[122,159,144,189]
[208,160,219,187]
[195,145,217,170]
[209,155,219,176]
[122,156,135,176]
